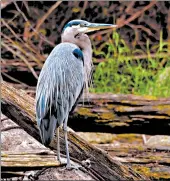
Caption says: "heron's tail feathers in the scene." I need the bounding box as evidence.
[39,115,57,146]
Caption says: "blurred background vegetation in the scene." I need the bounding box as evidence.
[1,1,170,97]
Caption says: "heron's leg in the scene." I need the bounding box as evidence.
[63,116,80,170]
[63,123,71,168]
[57,127,61,162]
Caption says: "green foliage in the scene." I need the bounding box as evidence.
[91,31,170,98]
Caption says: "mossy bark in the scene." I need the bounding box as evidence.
[68,93,170,134]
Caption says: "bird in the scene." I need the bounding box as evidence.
[35,19,117,168]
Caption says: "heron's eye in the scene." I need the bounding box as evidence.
[80,23,87,27]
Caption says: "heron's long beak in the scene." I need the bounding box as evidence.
[79,23,117,33]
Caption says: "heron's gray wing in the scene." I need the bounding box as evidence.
[70,84,84,114]
[36,43,84,145]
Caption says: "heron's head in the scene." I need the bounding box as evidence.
[61,19,117,49]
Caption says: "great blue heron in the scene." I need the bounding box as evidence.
[36,19,117,168]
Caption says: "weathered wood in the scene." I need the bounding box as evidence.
[69,94,170,135]
[1,81,145,180]
[96,143,170,180]
[76,132,170,180]
[97,144,170,164]
[1,150,63,178]
[1,150,62,171]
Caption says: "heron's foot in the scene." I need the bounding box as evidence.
[59,164,80,172]
[65,163,81,170]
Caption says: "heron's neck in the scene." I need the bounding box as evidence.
[82,45,92,69]
[82,45,93,90]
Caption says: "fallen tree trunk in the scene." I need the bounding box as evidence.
[1,81,145,180]
[69,93,170,135]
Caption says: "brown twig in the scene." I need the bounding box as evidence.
[23,1,30,14]
[14,1,29,22]
[1,19,23,42]
[34,1,62,32]
[128,23,154,37]
[1,32,43,67]
[1,59,38,67]
[91,1,157,38]
[125,1,135,14]
[118,1,157,28]
[79,1,88,19]
[1,41,38,79]
[13,1,55,47]
[7,11,20,26]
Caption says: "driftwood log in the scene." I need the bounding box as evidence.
[1,81,145,180]
[69,93,170,135]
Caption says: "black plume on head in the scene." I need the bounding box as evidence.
[62,19,88,32]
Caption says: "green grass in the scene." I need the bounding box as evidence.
[91,31,170,98]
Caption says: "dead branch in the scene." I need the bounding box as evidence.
[13,1,55,46]
[34,1,62,33]
[79,1,88,19]
[92,1,157,39]
[1,41,38,79]
[1,32,43,67]
[118,1,157,28]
